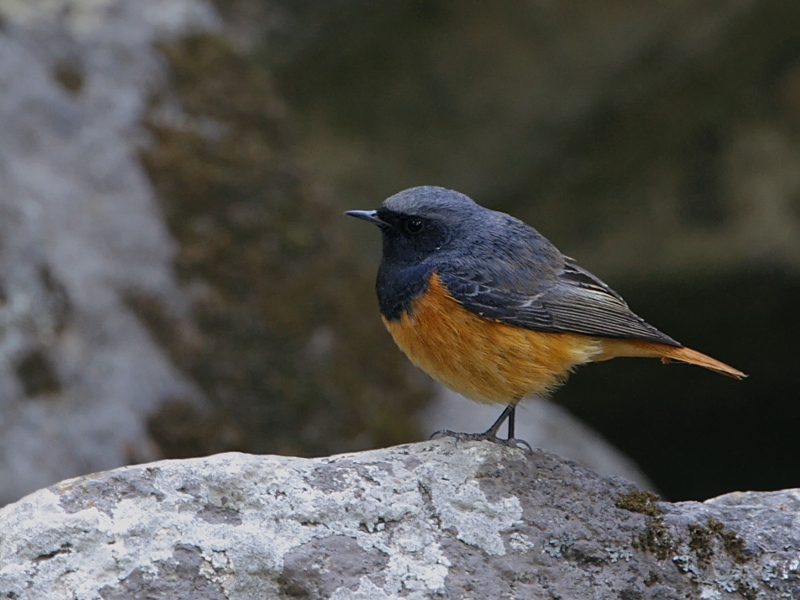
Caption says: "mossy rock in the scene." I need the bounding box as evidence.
[136,33,432,458]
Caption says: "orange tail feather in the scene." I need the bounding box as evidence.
[657,345,746,379]
[596,339,746,379]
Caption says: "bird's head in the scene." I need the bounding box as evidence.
[346,186,482,265]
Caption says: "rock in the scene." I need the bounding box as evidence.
[1,440,797,599]
[0,0,218,505]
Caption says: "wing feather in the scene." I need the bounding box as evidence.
[438,261,679,346]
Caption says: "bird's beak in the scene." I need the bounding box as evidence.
[345,210,387,226]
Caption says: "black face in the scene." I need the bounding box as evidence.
[375,208,451,265]
[346,205,454,319]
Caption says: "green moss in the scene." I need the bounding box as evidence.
[617,491,676,560]
[721,529,750,564]
[688,521,715,566]
[615,490,662,517]
[137,33,433,458]
[638,517,675,561]
[706,517,724,534]
[698,517,751,564]
[619,493,752,568]
[680,516,752,576]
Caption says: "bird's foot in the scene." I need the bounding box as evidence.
[430,429,532,453]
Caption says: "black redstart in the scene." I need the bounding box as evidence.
[347,186,745,443]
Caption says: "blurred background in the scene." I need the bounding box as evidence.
[0,0,798,506]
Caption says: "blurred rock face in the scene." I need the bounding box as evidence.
[0,0,217,505]
[277,1,756,213]
[137,34,430,459]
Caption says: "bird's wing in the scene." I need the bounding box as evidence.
[437,260,679,346]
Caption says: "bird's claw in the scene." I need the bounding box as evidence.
[430,429,533,453]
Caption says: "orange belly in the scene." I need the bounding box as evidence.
[382,273,603,404]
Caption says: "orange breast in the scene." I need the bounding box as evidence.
[382,273,603,404]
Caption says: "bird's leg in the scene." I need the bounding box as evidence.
[431,402,531,452]
[482,403,515,438]
[484,403,531,451]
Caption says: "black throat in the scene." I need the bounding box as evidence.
[376,262,435,321]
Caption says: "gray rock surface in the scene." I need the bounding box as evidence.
[0,440,797,599]
[0,0,217,504]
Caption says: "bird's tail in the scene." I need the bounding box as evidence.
[656,345,746,379]
[595,339,746,379]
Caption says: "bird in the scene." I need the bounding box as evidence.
[346,186,745,445]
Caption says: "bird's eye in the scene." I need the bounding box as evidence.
[405,219,424,234]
